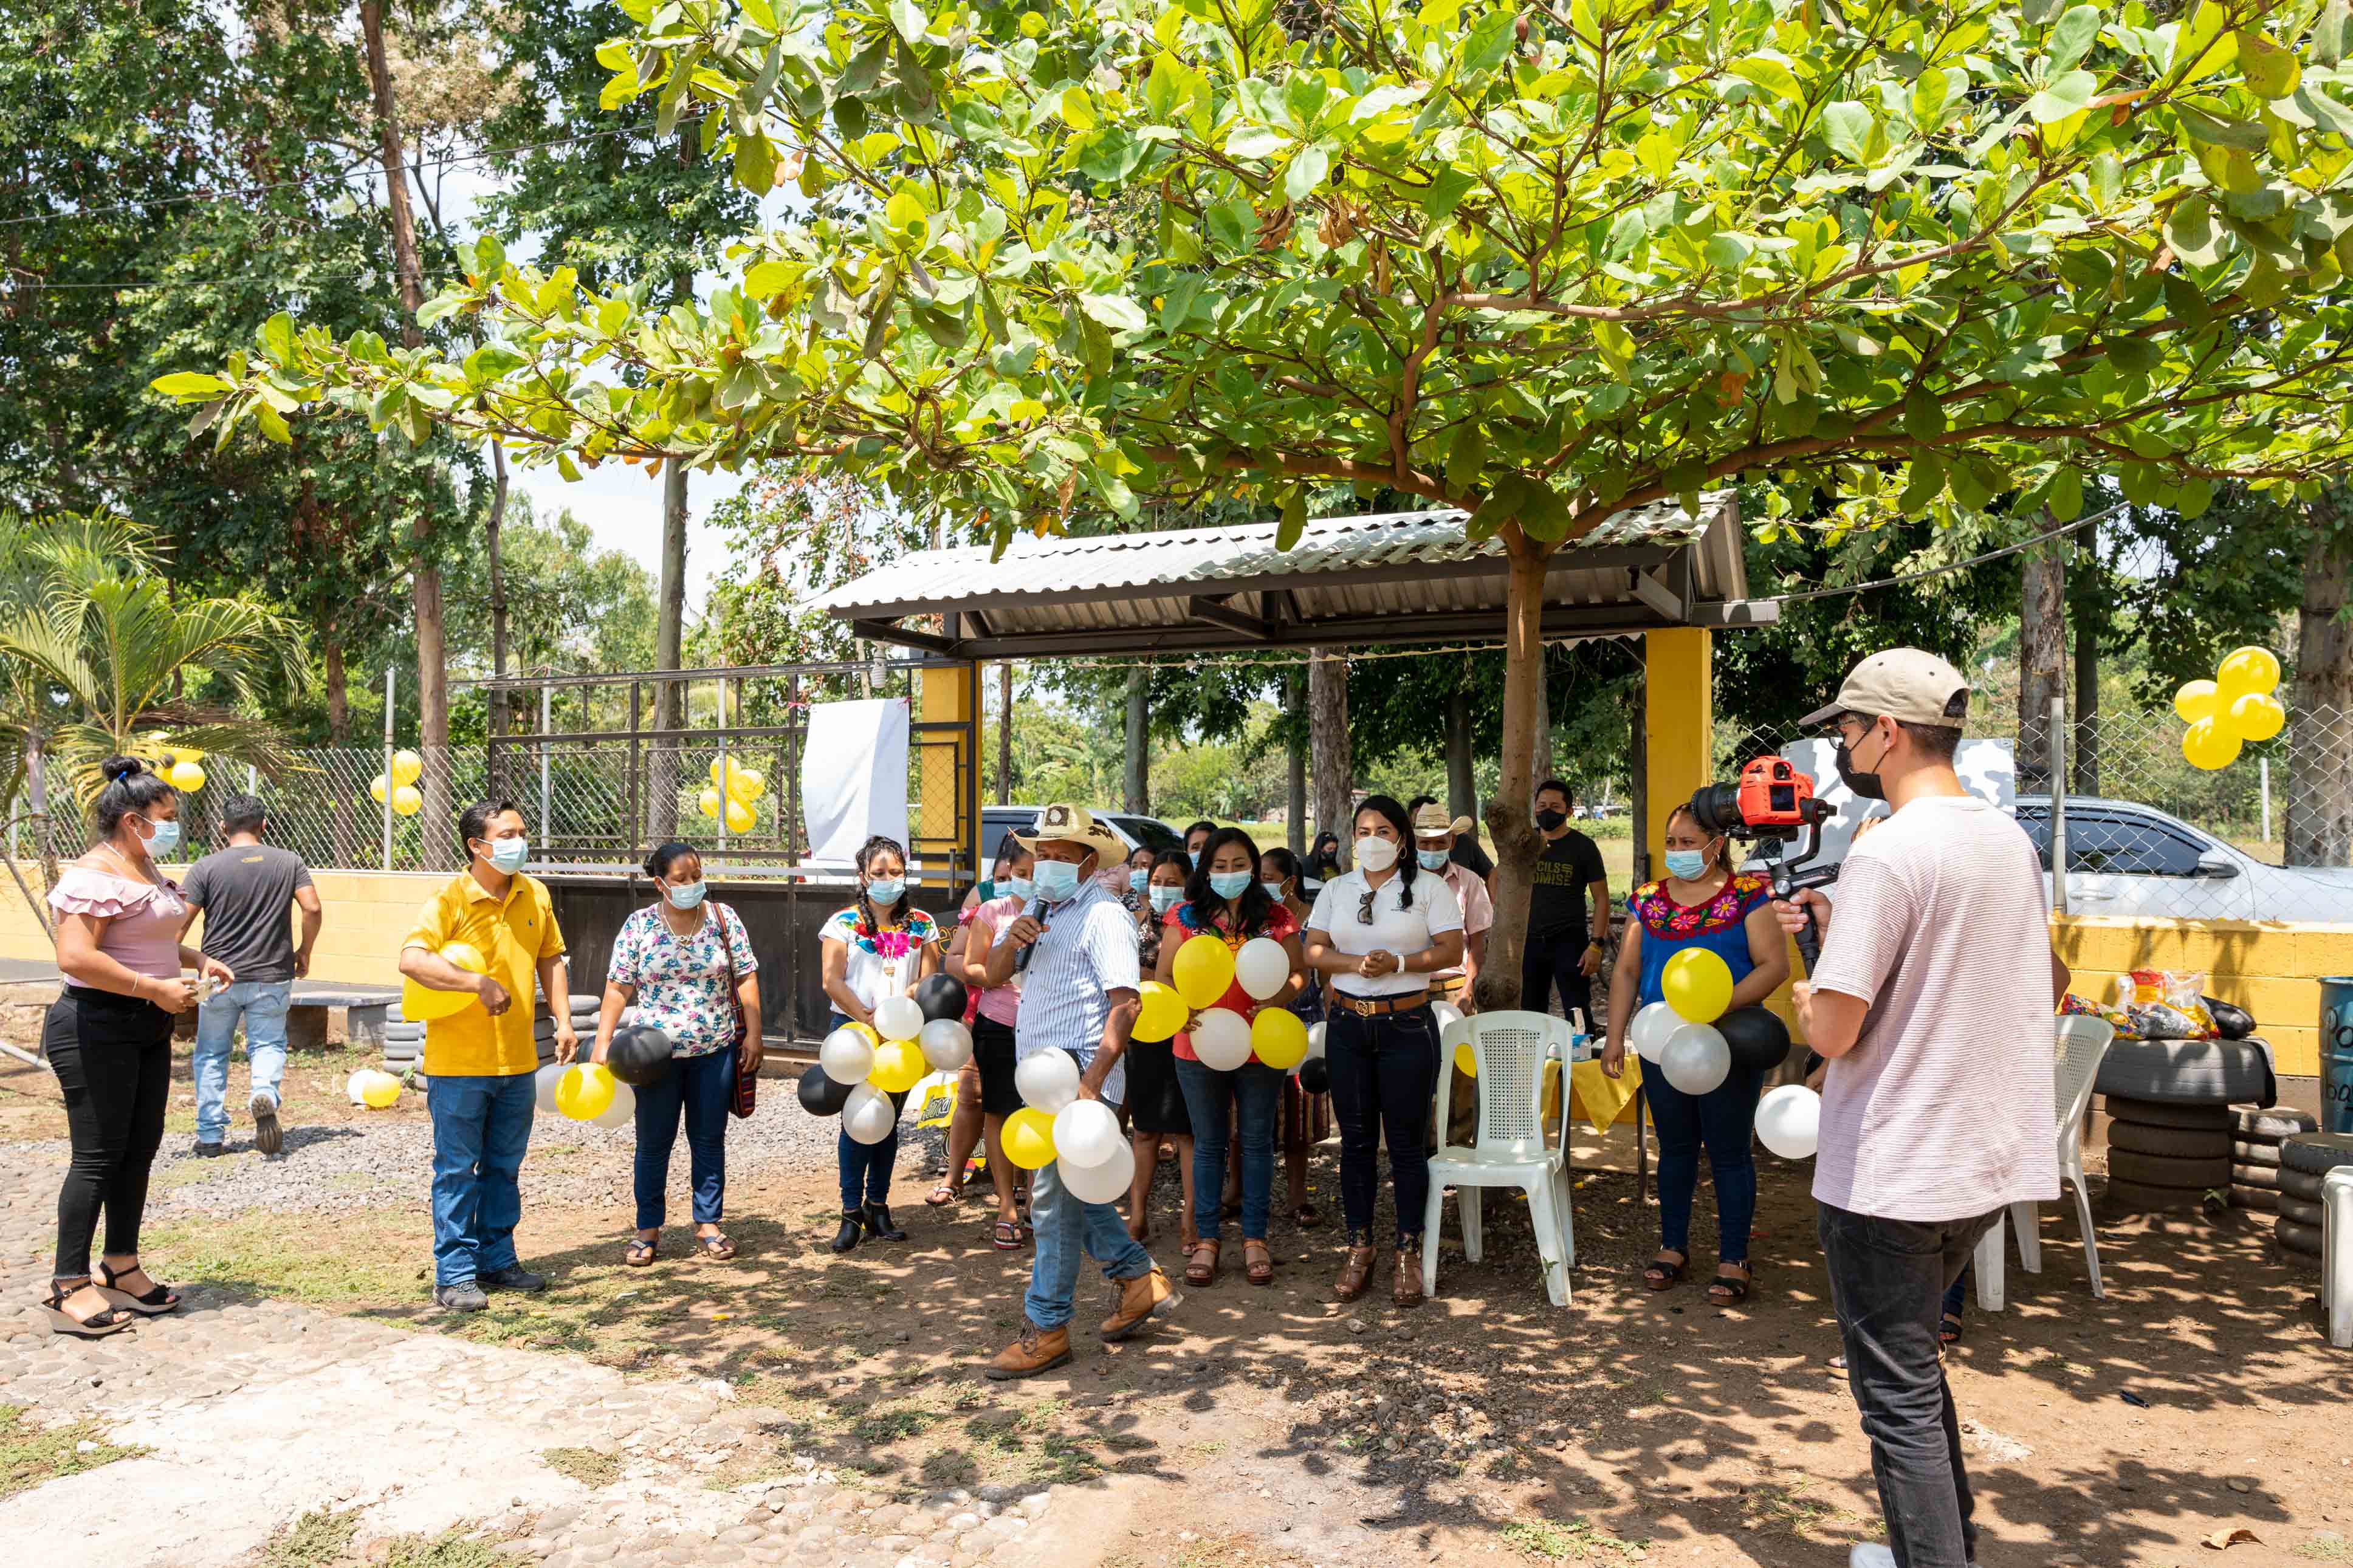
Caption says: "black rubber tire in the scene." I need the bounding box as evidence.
[2230,1140,2282,1166]
[2234,1107,2317,1140]
[2231,1185,2280,1213]
[2108,1121,2232,1159]
[2231,1162,2281,1190]
[2096,1041,2275,1108]
[2104,1176,2211,1213]
[2281,1134,2353,1177]
[2281,1168,2329,1203]
[2278,1193,2326,1227]
[2274,1217,2324,1256]
[2103,1095,2232,1131]
[2107,1148,2232,1190]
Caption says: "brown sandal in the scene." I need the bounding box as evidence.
[1185,1239,1220,1286]
[1243,1239,1273,1286]
[623,1237,658,1266]
[1333,1243,1378,1303]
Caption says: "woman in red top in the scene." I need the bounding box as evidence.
[1156,827,1303,1288]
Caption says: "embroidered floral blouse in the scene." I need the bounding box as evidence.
[606,903,758,1057]
[1627,871,1771,1010]
[819,906,941,1014]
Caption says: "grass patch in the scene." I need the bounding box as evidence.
[261,1507,363,1568]
[1740,1479,1838,1536]
[0,1403,143,1499]
[1500,1515,1644,1563]
[540,1446,620,1488]
[2295,1538,2353,1563]
[380,1530,503,1568]
[145,1212,422,1304]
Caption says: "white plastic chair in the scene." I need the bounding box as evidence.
[2323,1166,2353,1350]
[1974,1015,2115,1310]
[1422,1009,1578,1307]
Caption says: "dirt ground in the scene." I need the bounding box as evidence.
[5,1025,2352,1568]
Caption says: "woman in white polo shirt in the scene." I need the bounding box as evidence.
[1302,795,1465,1307]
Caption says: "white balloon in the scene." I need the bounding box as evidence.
[1059,1140,1138,1203]
[1015,1048,1081,1113]
[1305,1021,1327,1060]
[819,1027,876,1086]
[593,1080,637,1129]
[1190,1007,1253,1070]
[1053,1100,1123,1168]
[1755,1084,1822,1160]
[918,1016,974,1071]
[1629,1001,1683,1063]
[842,1082,898,1145]
[1233,936,1291,1001]
[1659,1023,1731,1096]
[346,1069,373,1106]
[873,995,924,1043]
[534,1061,565,1113]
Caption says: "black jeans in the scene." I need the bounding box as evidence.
[1325,1001,1440,1245]
[46,987,175,1281]
[1818,1201,2003,1568]
[1520,930,1592,1024]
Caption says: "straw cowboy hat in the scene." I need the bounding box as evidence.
[1412,803,1474,842]
[1012,803,1127,858]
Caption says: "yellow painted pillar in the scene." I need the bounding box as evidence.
[915,661,984,892]
[1643,628,1714,863]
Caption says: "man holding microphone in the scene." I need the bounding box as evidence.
[1774,650,2070,1568]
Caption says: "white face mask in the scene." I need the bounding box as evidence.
[1354,835,1399,872]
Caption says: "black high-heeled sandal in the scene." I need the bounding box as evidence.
[96,1259,180,1315]
[43,1278,132,1338]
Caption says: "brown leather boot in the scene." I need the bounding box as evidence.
[1392,1242,1425,1307]
[1333,1243,1378,1303]
[1099,1267,1181,1341]
[984,1320,1072,1380]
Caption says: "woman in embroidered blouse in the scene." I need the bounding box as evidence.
[593,841,760,1267]
[41,758,233,1337]
[819,835,940,1253]
[1599,804,1790,1304]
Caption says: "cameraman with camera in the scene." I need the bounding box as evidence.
[1773,650,2069,1568]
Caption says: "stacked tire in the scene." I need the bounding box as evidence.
[2274,1132,2353,1266]
[2101,1096,2233,1213]
[382,991,611,1073]
[2227,1106,2317,1214]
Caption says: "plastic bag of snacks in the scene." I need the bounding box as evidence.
[2060,990,2137,1036]
[2109,970,2217,1040]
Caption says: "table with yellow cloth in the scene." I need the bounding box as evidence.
[1546,1051,1643,1133]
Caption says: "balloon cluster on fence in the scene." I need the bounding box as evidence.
[799,973,975,1144]
[699,758,766,833]
[2175,646,2286,770]
[366,748,425,817]
[160,745,208,793]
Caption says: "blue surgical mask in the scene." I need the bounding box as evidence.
[1417,848,1451,871]
[1149,885,1182,915]
[1188,850,1203,867]
[1664,849,1708,880]
[1208,871,1252,900]
[1260,881,1288,902]
[138,813,181,859]
[1034,860,1082,902]
[1002,875,1034,903]
[865,876,905,905]
[1129,867,1150,892]
[481,835,528,874]
[666,880,707,910]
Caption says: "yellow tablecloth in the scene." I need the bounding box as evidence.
[1543,1052,1644,1132]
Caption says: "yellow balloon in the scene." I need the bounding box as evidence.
[1001,1106,1057,1169]
[2173,679,2221,723]
[390,748,424,786]
[2217,645,2281,699]
[727,766,765,803]
[1661,947,1735,1024]
[440,940,487,974]
[2182,716,2242,770]
[1133,981,1187,1043]
[698,786,723,819]
[1172,935,1236,1009]
[1454,1040,1478,1078]
[848,1020,882,1047]
[555,1063,618,1121]
[368,774,390,804]
[1251,1007,1309,1069]
[167,761,207,792]
[360,1072,401,1109]
[2227,691,2286,742]
[400,976,474,1022]
[167,745,206,765]
[391,783,422,817]
[868,1038,927,1094]
[723,797,757,834]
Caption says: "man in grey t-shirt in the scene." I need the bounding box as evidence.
[180,795,323,1156]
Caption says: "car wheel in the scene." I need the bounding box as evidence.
[2106,1149,2231,1190]
[2101,1094,2232,1131]
[2107,1121,2231,1159]
[2279,1133,2353,1177]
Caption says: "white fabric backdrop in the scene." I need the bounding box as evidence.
[802,698,910,864]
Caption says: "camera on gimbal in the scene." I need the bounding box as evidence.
[1688,757,1840,967]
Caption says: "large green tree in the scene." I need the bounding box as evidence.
[171,0,2353,1004]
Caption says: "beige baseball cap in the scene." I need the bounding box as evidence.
[1012,802,1127,857]
[1801,648,1972,728]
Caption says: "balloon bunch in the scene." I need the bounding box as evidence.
[699,758,766,833]
[399,940,489,1024]
[996,1049,1138,1200]
[543,1061,636,1127]
[2176,647,2286,771]
[162,746,208,793]
[368,749,425,817]
[1139,934,1308,1070]
[800,973,973,1143]
[345,1067,402,1108]
[1624,948,1737,1094]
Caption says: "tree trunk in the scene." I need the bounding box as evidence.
[2072,592,2100,796]
[1532,656,1555,789]
[414,567,452,867]
[28,733,55,889]
[325,632,356,868]
[998,662,1013,801]
[2286,498,2353,868]
[1445,687,1476,827]
[1308,649,1351,856]
[2016,533,2067,791]
[1285,669,1306,853]
[648,457,690,837]
[1122,665,1149,813]
[486,442,512,792]
[1478,536,1552,1012]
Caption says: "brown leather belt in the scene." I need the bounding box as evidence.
[1331,988,1430,1018]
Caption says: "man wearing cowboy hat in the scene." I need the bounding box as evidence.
[980,803,1181,1378]
[1411,803,1494,1009]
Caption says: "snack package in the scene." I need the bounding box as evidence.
[2110,970,2217,1040]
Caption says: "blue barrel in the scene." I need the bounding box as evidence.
[2324,976,2353,1135]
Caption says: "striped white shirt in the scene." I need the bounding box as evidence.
[1808,795,2060,1222]
[992,879,1138,1106]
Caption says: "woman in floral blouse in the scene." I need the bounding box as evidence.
[819,835,941,1253]
[1599,805,1788,1304]
[594,841,761,1265]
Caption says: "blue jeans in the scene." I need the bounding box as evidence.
[634,1049,735,1230]
[831,1013,900,1210]
[427,1072,537,1287]
[1174,1057,1283,1242]
[1024,1148,1155,1330]
[193,981,292,1144]
[1646,1062,1760,1264]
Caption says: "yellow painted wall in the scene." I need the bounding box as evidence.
[913,660,982,887]
[1642,630,1712,868]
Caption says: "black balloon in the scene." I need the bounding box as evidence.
[799,1064,853,1116]
[1297,1056,1331,1095]
[1717,1005,1791,1072]
[603,1024,676,1086]
[915,973,969,1023]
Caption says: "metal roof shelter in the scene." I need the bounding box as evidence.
[805,491,1776,659]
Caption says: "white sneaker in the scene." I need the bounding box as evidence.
[1848,1548,1897,1568]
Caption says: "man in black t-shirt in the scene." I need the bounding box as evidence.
[1522,778,1609,1025]
[181,795,323,1156]
[1406,794,1496,882]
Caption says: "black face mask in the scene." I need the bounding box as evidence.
[1835,736,1888,801]
[1534,809,1568,832]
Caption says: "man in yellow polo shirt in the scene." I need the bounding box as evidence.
[398,799,575,1312]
